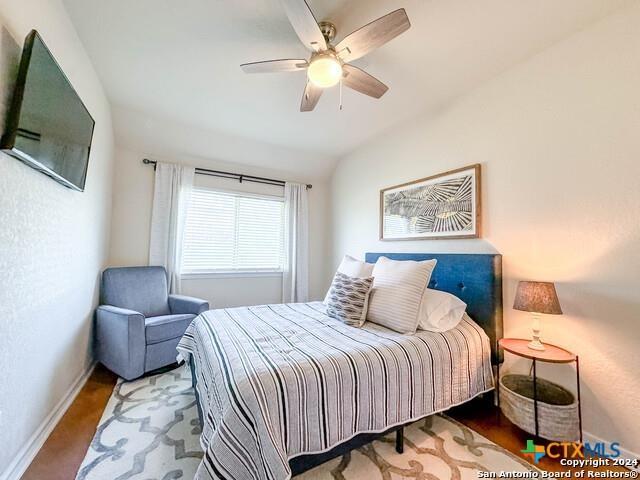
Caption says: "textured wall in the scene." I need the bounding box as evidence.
[330,3,640,456]
[0,0,114,475]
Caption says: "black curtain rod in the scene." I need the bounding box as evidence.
[142,159,312,189]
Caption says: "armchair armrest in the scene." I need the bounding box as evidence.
[96,305,146,380]
[169,294,209,315]
[98,304,144,318]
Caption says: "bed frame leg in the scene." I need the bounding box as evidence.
[395,427,404,454]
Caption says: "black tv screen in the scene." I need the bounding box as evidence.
[1,30,95,191]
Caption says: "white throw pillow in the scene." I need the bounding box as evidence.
[324,255,374,304]
[366,256,437,334]
[417,289,467,332]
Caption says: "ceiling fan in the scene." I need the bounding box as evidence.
[240,0,411,112]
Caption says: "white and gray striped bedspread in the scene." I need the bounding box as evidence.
[177,301,494,480]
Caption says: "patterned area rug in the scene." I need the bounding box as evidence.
[77,366,537,479]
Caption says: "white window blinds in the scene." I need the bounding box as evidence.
[182,187,285,273]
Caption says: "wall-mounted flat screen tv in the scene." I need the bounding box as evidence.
[1,30,95,191]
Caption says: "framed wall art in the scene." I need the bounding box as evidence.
[380,164,481,240]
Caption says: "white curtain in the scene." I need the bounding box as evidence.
[282,182,309,303]
[149,162,195,294]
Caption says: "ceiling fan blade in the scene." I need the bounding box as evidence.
[300,81,323,112]
[335,9,410,63]
[241,59,308,74]
[342,64,388,98]
[281,0,327,52]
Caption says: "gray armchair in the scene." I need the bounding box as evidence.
[96,266,208,380]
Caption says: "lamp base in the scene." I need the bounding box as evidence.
[528,339,546,351]
[528,314,546,351]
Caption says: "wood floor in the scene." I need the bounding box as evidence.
[22,364,628,479]
[21,366,118,480]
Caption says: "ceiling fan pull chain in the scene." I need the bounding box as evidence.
[339,78,343,111]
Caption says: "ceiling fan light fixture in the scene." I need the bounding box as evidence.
[307,55,342,88]
[240,2,411,111]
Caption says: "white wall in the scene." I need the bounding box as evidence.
[330,3,640,456]
[0,0,114,477]
[112,104,338,181]
[109,144,330,307]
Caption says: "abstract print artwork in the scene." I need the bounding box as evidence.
[380,164,481,240]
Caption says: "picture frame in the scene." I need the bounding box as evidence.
[379,164,481,240]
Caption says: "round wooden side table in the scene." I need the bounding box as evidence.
[497,338,582,441]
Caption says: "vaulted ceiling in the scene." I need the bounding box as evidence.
[63,0,629,162]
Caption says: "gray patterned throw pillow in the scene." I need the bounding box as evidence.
[326,272,374,327]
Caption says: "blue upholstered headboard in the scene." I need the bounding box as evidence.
[365,253,503,363]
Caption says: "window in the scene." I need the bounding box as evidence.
[182,187,285,275]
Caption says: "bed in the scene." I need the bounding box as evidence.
[177,252,503,480]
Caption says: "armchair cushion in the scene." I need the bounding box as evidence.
[145,313,196,345]
[101,266,170,317]
[169,294,209,315]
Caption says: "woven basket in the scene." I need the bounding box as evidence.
[500,374,579,441]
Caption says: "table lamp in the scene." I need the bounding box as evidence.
[513,281,563,351]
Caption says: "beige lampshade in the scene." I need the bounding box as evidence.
[513,281,563,315]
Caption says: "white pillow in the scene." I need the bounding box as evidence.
[366,256,437,334]
[417,289,467,332]
[324,255,374,304]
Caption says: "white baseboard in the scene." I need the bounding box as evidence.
[0,362,96,480]
[583,430,640,472]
